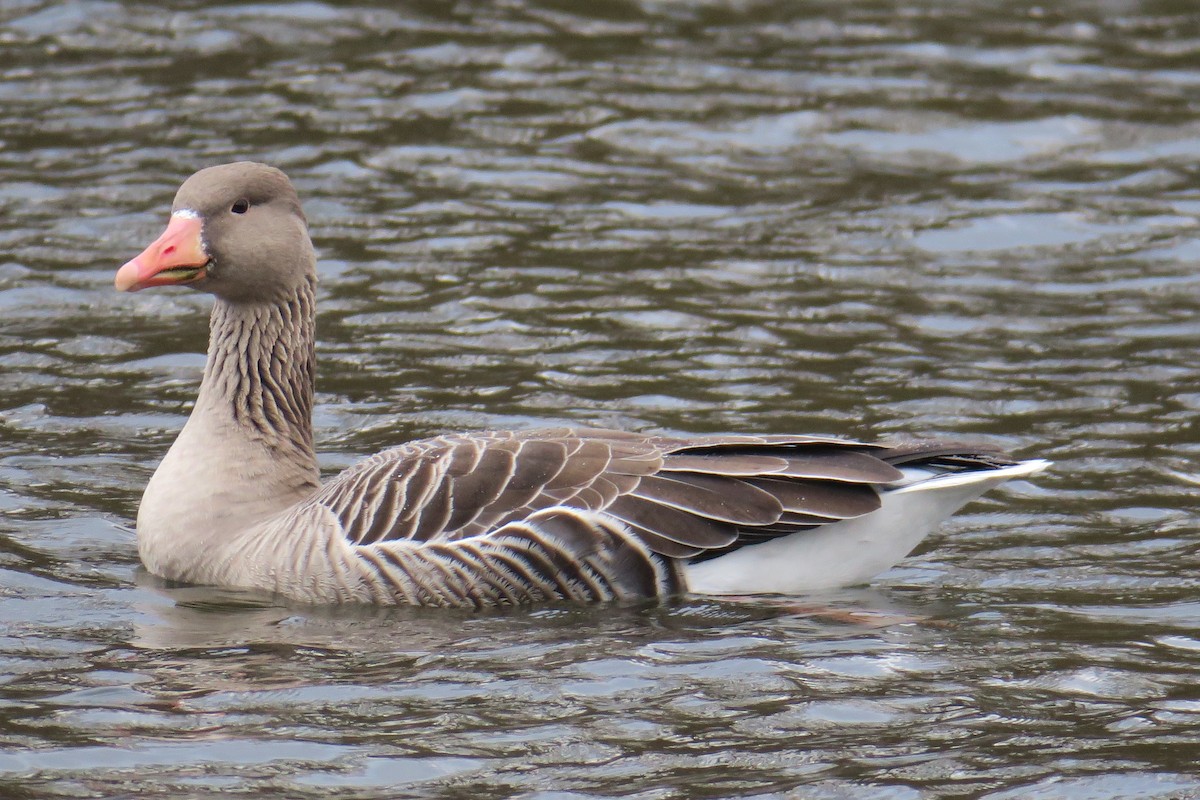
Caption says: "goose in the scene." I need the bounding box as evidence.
[114,161,1048,607]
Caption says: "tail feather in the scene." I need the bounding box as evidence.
[682,459,1049,596]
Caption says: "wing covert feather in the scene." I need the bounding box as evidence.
[309,427,1002,566]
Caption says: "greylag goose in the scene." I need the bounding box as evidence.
[115,162,1048,607]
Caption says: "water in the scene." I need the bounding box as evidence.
[2,0,1199,796]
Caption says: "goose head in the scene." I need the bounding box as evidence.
[115,161,315,304]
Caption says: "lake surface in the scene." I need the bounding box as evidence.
[2,0,1199,797]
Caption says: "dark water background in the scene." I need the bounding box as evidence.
[2,0,1199,797]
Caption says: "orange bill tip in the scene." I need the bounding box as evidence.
[115,213,208,292]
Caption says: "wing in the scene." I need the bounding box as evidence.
[310,427,665,545]
[304,426,1010,562]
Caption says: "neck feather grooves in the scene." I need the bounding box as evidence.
[203,276,317,451]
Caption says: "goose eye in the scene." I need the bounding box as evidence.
[231,199,250,214]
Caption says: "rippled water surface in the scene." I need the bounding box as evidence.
[3,0,1200,797]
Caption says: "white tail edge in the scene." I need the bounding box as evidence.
[683,459,1051,596]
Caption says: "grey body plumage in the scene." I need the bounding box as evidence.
[116,162,1048,607]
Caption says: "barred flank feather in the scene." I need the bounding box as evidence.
[354,508,678,607]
